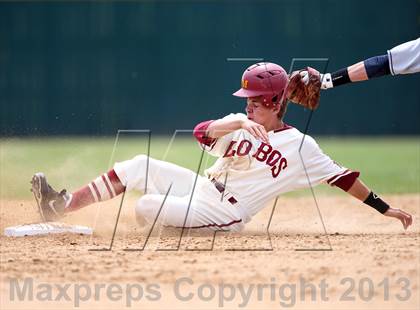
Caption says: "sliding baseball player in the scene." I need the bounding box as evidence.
[31,62,413,232]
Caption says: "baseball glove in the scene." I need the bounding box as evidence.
[286,67,321,110]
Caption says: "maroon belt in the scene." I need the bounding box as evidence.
[211,178,238,205]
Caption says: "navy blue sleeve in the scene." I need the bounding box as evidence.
[364,54,391,78]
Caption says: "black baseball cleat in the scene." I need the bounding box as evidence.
[30,173,69,222]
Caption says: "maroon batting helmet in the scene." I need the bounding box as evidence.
[233,62,288,108]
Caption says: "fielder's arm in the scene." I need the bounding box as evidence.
[320,55,390,89]
[346,178,413,230]
[321,38,420,89]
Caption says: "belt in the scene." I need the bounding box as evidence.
[210,178,238,205]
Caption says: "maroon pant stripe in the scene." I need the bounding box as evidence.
[176,219,242,229]
[101,174,114,198]
[91,182,101,201]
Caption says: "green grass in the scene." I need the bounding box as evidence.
[0,136,419,199]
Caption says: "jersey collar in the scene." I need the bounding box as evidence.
[272,123,293,133]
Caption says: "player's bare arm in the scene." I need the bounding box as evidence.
[346,178,413,230]
[206,114,269,144]
[207,116,270,144]
[206,117,244,139]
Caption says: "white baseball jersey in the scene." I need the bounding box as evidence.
[387,38,420,75]
[200,113,356,218]
[114,113,359,231]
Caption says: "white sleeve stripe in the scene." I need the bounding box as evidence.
[387,50,396,75]
[327,169,351,185]
[208,138,218,151]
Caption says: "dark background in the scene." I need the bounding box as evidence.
[0,0,419,136]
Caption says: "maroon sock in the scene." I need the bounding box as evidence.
[65,169,126,212]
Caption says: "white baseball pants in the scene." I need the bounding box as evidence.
[113,155,246,231]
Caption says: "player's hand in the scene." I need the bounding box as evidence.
[384,207,413,230]
[241,119,269,144]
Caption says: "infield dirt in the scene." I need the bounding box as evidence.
[1,194,419,309]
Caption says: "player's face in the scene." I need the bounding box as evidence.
[245,97,276,125]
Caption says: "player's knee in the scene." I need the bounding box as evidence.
[131,154,159,170]
[126,154,153,174]
[132,154,148,166]
[135,195,161,224]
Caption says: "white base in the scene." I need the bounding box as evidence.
[4,222,93,237]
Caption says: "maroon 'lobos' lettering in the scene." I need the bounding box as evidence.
[223,139,288,178]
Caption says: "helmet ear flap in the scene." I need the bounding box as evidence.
[262,93,281,108]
